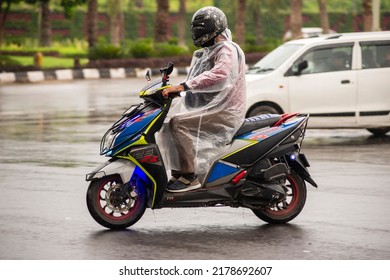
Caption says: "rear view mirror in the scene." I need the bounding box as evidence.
[160,62,174,76]
[145,69,151,81]
[166,62,174,75]
[292,60,308,75]
[160,62,174,85]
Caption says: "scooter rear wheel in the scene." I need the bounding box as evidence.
[86,175,147,229]
[252,171,307,224]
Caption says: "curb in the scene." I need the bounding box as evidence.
[0,66,191,84]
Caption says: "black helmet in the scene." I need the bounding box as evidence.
[191,6,228,47]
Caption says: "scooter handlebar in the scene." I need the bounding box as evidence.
[168,91,189,98]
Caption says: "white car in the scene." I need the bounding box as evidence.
[246,31,390,136]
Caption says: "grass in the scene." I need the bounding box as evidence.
[1,39,89,69]
[10,55,89,69]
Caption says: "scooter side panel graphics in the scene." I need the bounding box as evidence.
[207,162,240,183]
[129,144,168,207]
[109,108,166,156]
[224,122,299,166]
[113,109,162,148]
[117,154,158,208]
[239,120,299,142]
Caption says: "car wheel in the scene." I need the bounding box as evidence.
[367,128,390,137]
[247,104,280,117]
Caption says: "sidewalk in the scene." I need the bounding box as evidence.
[0,66,191,84]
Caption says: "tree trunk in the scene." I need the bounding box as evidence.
[154,0,169,43]
[177,0,186,47]
[290,0,302,40]
[108,0,124,46]
[251,0,263,46]
[235,0,246,46]
[39,0,51,47]
[318,0,330,34]
[362,0,372,32]
[0,0,12,46]
[87,0,98,48]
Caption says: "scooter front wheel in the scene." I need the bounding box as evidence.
[252,171,307,224]
[86,175,147,229]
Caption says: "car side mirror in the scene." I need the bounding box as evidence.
[292,60,308,75]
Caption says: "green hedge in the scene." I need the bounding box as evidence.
[88,44,125,60]
[0,55,21,67]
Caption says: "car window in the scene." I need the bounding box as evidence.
[297,45,353,75]
[360,41,390,69]
[247,43,303,74]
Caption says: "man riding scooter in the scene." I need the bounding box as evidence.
[160,6,246,192]
[86,7,317,230]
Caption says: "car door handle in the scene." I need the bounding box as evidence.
[341,80,350,84]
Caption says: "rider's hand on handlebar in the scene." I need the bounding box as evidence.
[162,85,185,99]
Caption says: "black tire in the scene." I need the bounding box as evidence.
[247,104,280,117]
[86,175,147,229]
[367,127,390,137]
[252,171,307,224]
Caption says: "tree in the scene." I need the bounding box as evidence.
[39,0,51,46]
[135,0,143,9]
[177,0,186,47]
[248,0,263,46]
[318,0,330,34]
[23,0,52,46]
[61,0,87,18]
[290,0,302,39]
[362,0,372,31]
[0,0,20,46]
[30,0,86,47]
[235,0,246,46]
[249,0,288,46]
[154,0,169,43]
[87,0,98,48]
[107,0,124,46]
[1,0,85,47]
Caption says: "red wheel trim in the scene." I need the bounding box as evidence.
[97,179,139,221]
[264,175,299,216]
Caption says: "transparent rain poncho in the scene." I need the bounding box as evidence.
[158,30,246,179]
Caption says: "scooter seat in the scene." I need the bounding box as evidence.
[234,114,282,137]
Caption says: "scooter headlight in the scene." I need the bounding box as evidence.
[101,132,117,155]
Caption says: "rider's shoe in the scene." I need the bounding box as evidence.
[168,170,183,186]
[167,176,201,192]
[167,175,181,186]
[167,176,178,186]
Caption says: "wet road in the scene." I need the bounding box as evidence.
[0,79,390,260]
